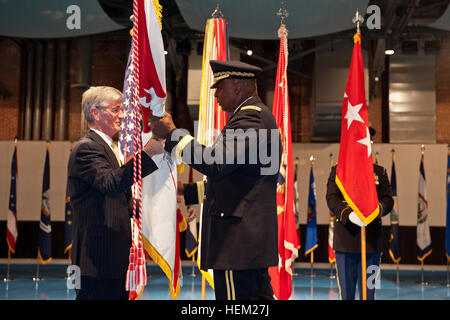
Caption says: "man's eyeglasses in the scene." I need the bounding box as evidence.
[95,105,124,115]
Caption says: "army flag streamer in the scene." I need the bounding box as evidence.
[389,153,401,263]
[417,151,432,262]
[38,147,52,264]
[196,8,229,290]
[7,143,18,254]
[269,23,299,300]
[335,33,379,225]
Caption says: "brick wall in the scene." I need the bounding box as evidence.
[0,39,21,140]
[436,37,450,144]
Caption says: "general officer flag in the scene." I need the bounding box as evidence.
[38,147,52,264]
[389,154,401,263]
[305,164,318,256]
[336,33,379,224]
[417,152,432,262]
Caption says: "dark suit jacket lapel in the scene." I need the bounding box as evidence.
[86,130,120,169]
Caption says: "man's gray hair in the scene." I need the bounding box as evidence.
[82,86,123,124]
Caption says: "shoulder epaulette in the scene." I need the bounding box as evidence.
[240,105,261,112]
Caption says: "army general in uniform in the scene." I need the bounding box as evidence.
[151,60,281,300]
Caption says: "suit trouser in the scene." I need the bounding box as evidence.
[335,251,381,300]
[213,269,274,300]
[76,276,128,300]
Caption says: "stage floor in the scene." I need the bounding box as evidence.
[0,263,449,300]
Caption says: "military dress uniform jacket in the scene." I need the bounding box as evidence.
[165,96,281,270]
[68,130,158,279]
[326,164,394,253]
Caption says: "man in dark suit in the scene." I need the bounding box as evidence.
[151,60,281,300]
[326,128,393,300]
[68,86,163,300]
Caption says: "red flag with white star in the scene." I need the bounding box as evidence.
[336,33,379,225]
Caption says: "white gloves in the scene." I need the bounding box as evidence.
[349,211,367,227]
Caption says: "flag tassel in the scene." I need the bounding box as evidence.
[126,244,137,291]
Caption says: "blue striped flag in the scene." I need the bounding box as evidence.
[305,164,318,256]
[417,152,432,262]
[389,154,401,263]
[38,147,52,264]
[445,152,450,262]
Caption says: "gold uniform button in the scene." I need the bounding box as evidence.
[220,213,224,217]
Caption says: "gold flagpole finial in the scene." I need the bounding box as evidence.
[352,9,364,34]
[421,144,425,154]
[277,2,289,25]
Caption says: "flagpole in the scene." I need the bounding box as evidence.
[3,247,14,283]
[188,255,196,277]
[351,9,368,301]
[361,226,367,300]
[33,254,42,282]
[446,259,449,287]
[307,156,316,278]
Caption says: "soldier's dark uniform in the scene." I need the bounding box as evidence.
[326,163,393,300]
[165,61,281,300]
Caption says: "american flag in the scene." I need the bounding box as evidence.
[119,49,137,162]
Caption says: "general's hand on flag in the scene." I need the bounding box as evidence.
[349,211,367,227]
[148,112,176,139]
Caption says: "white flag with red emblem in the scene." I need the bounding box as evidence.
[336,33,379,224]
[137,0,166,132]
